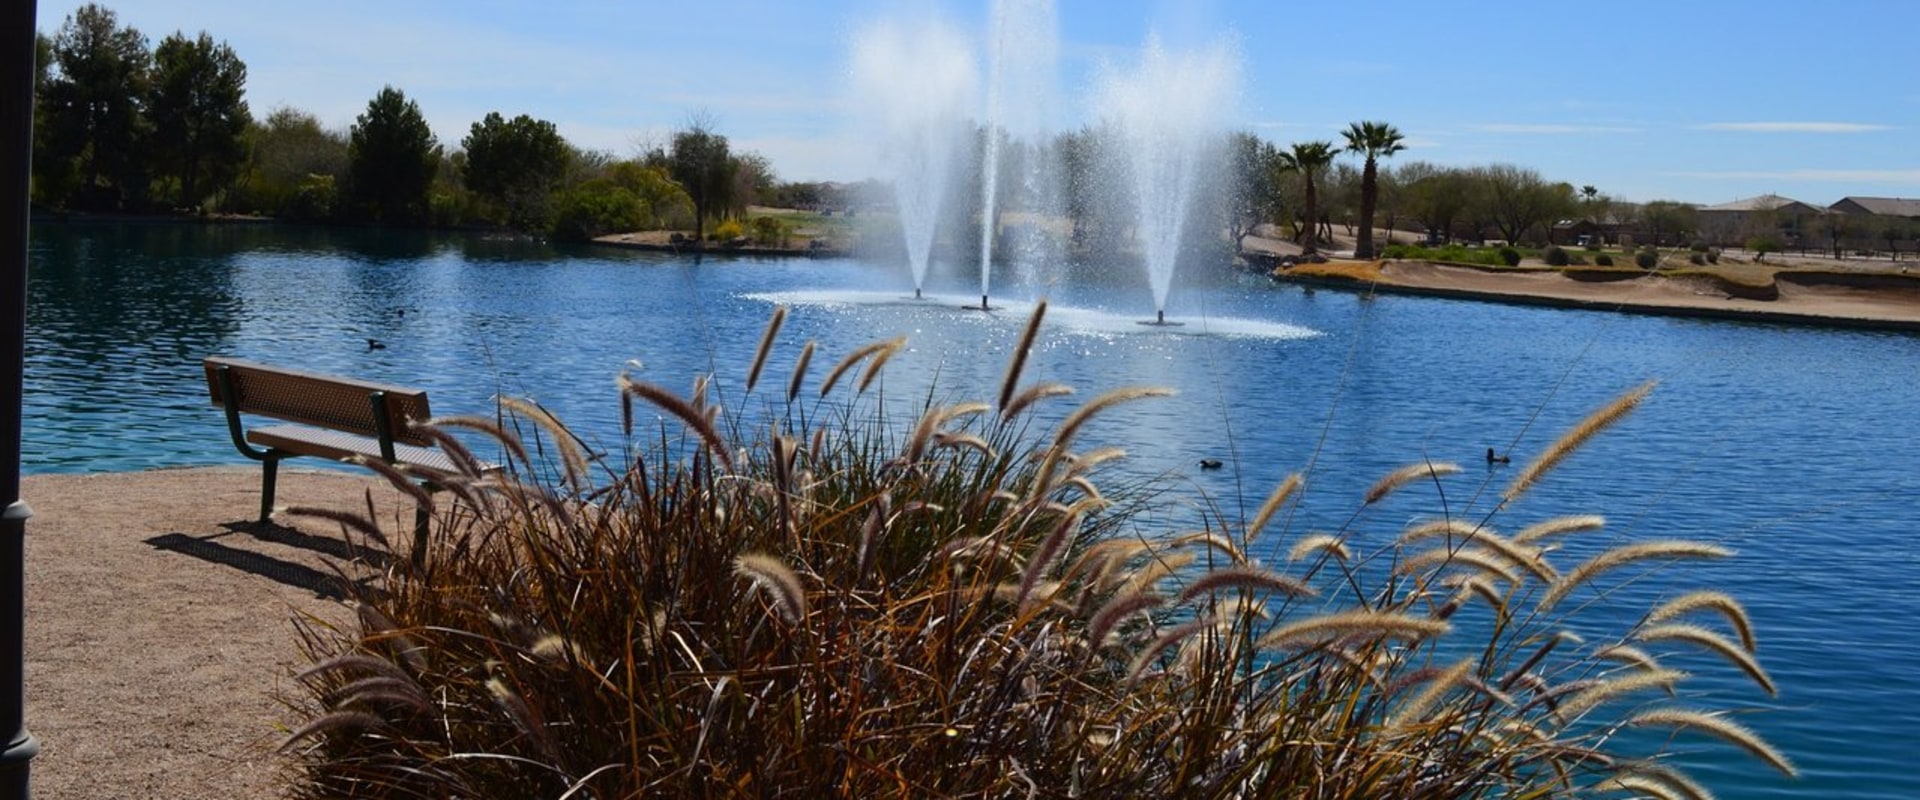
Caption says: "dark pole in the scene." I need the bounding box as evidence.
[1,1,38,797]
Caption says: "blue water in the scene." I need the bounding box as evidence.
[24,223,1920,797]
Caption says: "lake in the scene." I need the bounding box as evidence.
[24,222,1920,798]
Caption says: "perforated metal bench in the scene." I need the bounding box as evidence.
[203,356,482,565]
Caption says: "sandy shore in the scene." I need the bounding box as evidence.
[1273,260,1920,330]
[18,466,414,800]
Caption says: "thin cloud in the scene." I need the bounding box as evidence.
[1665,168,1920,183]
[1695,121,1892,133]
[1473,123,1641,134]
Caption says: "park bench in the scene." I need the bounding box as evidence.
[203,356,483,565]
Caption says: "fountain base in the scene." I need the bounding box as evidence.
[1137,309,1185,327]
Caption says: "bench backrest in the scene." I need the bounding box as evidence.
[203,357,435,446]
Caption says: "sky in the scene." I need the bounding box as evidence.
[34,0,1920,206]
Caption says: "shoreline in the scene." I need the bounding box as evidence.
[1268,260,1920,332]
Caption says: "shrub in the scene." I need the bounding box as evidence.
[549,180,645,242]
[1498,245,1522,266]
[749,216,789,247]
[280,306,1794,799]
[1636,246,1659,269]
[711,218,745,242]
[1688,252,1707,266]
[1707,247,1721,264]
[1595,253,1614,266]
[1544,245,1570,266]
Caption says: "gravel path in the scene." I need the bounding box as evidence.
[19,466,413,800]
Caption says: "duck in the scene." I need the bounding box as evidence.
[366,338,387,351]
[1485,447,1510,465]
[1199,458,1224,470]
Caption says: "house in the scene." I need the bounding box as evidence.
[1829,196,1920,218]
[1695,194,1825,247]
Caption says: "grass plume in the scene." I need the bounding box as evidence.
[1505,380,1656,504]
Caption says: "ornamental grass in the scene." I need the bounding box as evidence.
[280,302,1790,799]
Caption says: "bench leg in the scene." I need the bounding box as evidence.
[259,457,282,523]
[411,503,430,570]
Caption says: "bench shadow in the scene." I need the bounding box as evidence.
[144,525,386,601]
[220,519,394,570]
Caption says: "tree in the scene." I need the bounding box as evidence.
[347,86,440,224]
[1396,162,1470,244]
[1341,120,1406,259]
[461,111,571,231]
[1224,132,1280,248]
[1276,140,1339,255]
[240,107,347,218]
[149,30,251,210]
[1481,164,1573,245]
[41,3,152,209]
[663,118,735,241]
[1639,200,1697,248]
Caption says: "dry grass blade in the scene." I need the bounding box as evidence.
[1400,520,1556,583]
[1395,546,1521,584]
[1174,564,1315,605]
[279,710,390,752]
[500,397,587,490]
[1001,382,1074,420]
[1255,610,1450,650]
[1599,763,1716,800]
[424,413,533,469]
[1168,531,1247,565]
[1513,514,1607,545]
[285,505,391,550]
[1648,590,1757,652]
[618,376,734,472]
[734,552,808,625]
[1541,541,1732,612]
[787,339,816,403]
[1387,658,1475,733]
[998,299,1048,413]
[1555,668,1688,722]
[746,305,787,395]
[857,336,908,393]
[350,455,435,518]
[1036,386,1173,489]
[1596,644,1666,673]
[1635,623,1776,695]
[1086,590,1165,649]
[1288,533,1350,562]
[817,337,898,398]
[1245,472,1302,544]
[1627,708,1797,777]
[1504,381,1656,504]
[1365,461,1462,504]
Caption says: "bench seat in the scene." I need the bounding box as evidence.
[247,424,468,477]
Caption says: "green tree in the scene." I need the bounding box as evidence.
[240,106,347,218]
[461,111,571,231]
[1481,164,1573,245]
[347,86,440,224]
[663,119,735,241]
[1396,162,1470,244]
[1276,140,1339,255]
[1639,200,1697,248]
[1224,131,1280,247]
[149,30,251,210]
[1340,120,1406,259]
[41,3,152,210]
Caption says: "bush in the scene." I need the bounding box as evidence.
[1636,246,1659,269]
[1595,253,1614,266]
[1707,248,1721,264]
[1543,246,1570,266]
[711,218,745,242]
[279,306,1793,799]
[1498,246,1522,266]
[1688,252,1707,266]
[550,180,646,242]
[749,216,788,247]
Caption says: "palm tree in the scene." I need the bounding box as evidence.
[1341,121,1406,259]
[1277,140,1340,255]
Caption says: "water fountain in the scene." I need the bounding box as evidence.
[850,5,1239,325]
[974,0,1058,311]
[848,16,976,300]
[1094,35,1238,325]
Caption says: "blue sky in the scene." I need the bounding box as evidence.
[36,0,1920,205]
